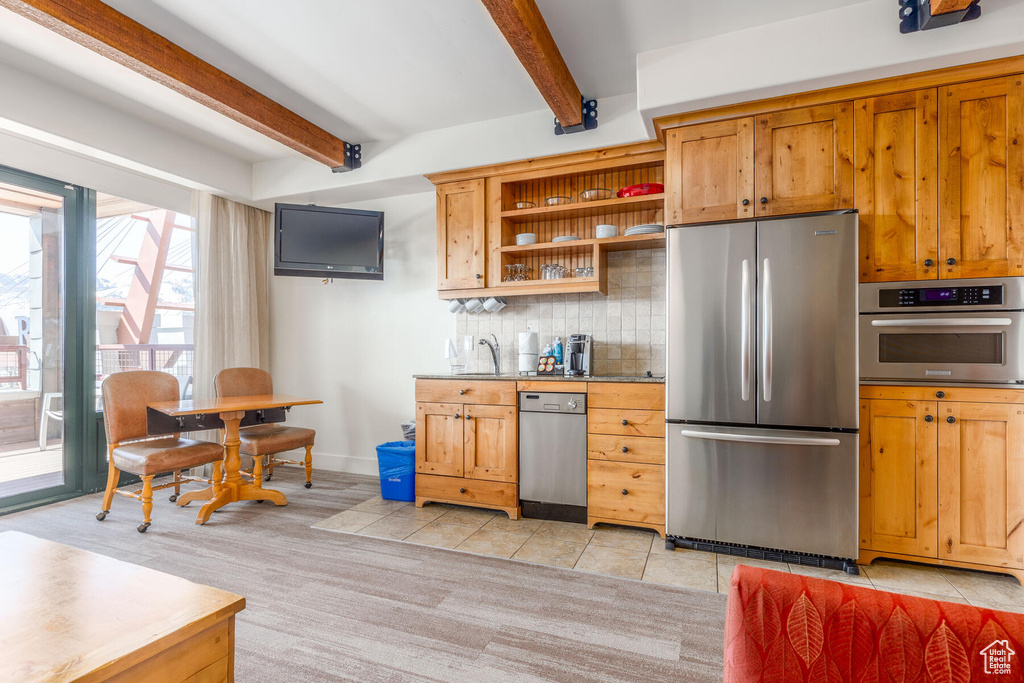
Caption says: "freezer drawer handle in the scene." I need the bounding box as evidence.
[679,429,841,447]
[870,318,1012,327]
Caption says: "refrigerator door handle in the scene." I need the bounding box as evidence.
[761,257,772,402]
[679,429,841,447]
[740,259,751,402]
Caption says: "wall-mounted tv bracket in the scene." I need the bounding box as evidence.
[555,98,598,135]
[899,0,981,33]
[331,142,362,172]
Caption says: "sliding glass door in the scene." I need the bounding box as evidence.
[0,166,94,512]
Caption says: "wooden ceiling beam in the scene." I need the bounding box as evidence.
[0,0,358,170]
[930,0,973,14]
[479,0,583,128]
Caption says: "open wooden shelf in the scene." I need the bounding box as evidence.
[501,193,664,224]
[501,232,666,256]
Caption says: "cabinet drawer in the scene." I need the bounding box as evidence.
[415,473,518,508]
[588,434,665,465]
[588,382,665,410]
[416,380,516,405]
[588,461,665,524]
[588,408,665,437]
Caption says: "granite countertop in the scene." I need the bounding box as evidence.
[413,373,665,383]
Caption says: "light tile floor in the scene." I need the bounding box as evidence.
[314,497,1024,613]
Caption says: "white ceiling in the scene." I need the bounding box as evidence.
[0,0,873,165]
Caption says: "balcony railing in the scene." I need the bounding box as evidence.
[96,344,193,378]
[0,345,28,390]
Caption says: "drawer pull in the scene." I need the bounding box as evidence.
[454,413,461,419]
[621,489,629,496]
[947,416,956,424]
[935,391,945,398]
[460,488,467,494]
[460,389,466,395]
[621,419,628,426]
[925,415,934,423]
[621,446,629,453]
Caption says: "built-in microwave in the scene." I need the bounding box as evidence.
[860,278,1024,384]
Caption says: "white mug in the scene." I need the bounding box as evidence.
[448,299,466,314]
[483,296,506,312]
[465,298,485,313]
[516,233,537,245]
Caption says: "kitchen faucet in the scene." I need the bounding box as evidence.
[479,334,500,375]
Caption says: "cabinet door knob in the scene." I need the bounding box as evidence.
[760,197,768,205]
[622,446,629,453]
[454,413,461,419]
[466,414,473,420]
[460,488,466,494]
[936,391,945,398]
[947,416,956,424]
[621,489,629,496]
[946,258,957,265]
[459,389,466,395]
[925,415,934,422]
[621,419,629,426]
[742,199,750,206]
[475,273,482,279]
[924,258,934,267]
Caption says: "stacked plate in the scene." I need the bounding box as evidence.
[552,235,582,242]
[624,223,665,236]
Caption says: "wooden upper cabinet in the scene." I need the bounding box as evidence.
[436,180,486,291]
[754,103,854,216]
[463,404,517,482]
[664,118,754,224]
[415,402,464,478]
[938,402,1024,569]
[859,398,938,558]
[855,90,939,282]
[939,76,1024,279]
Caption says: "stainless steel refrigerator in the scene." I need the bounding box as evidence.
[666,212,859,561]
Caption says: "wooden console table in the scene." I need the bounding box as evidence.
[0,531,245,682]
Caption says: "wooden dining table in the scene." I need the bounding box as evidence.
[147,394,322,525]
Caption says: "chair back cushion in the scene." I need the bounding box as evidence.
[101,371,180,444]
[724,564,1024,682]
[215,367,273,398]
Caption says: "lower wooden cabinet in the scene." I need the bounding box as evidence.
[586,382,666,537]
[860,386,1024,583]
[415,381,518,518]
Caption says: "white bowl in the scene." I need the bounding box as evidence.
[596,224,617,239]
[516,233,537,245]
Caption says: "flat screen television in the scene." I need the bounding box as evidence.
[274,203,384,280]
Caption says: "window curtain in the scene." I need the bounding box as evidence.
[192,192,271,401]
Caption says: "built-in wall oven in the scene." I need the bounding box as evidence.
[860,277,1024,384]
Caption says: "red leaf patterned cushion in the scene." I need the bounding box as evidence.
[723,565,1024,682]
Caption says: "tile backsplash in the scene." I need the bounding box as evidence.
[455,249,667,376]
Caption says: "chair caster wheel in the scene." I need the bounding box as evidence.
[304,482,312,489]
[264,474,272,482]
[137,522,150,533]
[96,511,108,521]
[169,494,178,503]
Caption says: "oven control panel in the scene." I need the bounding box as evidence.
[879,285,1003,307]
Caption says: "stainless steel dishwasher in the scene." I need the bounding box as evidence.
[518,391,588,523]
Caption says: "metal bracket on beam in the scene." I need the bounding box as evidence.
[898,0,981,34]
[331,142,362,173]
[554,98,597,135]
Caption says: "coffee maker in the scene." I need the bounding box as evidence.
[566,334,592,376]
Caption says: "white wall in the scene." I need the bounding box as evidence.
[268,191,454,474]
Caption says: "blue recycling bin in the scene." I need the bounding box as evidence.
[376,441,416,501]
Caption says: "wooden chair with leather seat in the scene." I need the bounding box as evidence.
[97,371,224,532]
[214,367,316,489]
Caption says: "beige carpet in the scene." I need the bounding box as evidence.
[0,469,727,682]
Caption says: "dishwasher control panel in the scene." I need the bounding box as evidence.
[519,391,587,414]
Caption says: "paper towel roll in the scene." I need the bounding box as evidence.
[518,331,538,355]
[519,353,538,373]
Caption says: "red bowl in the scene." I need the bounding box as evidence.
[617,183,664,198]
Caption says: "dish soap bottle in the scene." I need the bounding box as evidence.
[553,337,563,364]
